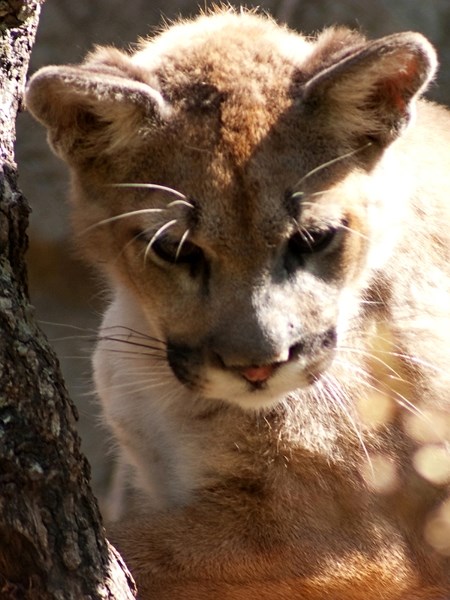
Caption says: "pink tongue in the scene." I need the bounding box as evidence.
[240,365,275,383]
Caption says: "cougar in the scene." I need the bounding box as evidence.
[26,8,450,599]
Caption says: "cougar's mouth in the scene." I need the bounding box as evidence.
[166,327,337,406]
[239,364,279,386]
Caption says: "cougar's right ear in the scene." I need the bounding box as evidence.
[26,47,171,163]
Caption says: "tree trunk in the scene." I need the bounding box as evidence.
[0,2,136,598]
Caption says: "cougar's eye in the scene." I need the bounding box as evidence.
[288,227,337,256]
[133,229,204,269]
[151,235,203,265]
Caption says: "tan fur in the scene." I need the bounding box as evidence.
[26,9,450,598]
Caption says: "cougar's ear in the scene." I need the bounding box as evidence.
[302,31,437,147]
[26,47,170,162]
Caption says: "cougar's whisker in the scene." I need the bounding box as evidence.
[109,182,187,200]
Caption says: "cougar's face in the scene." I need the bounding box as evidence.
[88,146,371,411]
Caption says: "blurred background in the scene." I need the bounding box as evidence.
[16,0,450,505]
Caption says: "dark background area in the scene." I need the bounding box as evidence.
[16,0,450,504]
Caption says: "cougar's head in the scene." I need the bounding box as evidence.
[26,10,436,409]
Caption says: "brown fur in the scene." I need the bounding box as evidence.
[26,9,450,598]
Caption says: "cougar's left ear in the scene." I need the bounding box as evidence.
[302,31,437,147]
[26,47,170,163]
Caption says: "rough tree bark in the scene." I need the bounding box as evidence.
[0,2,136,598]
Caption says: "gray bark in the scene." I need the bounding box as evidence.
[0,2,136,598]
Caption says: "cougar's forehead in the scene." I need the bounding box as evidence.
[132,12,313,93]
[131,14,314,166]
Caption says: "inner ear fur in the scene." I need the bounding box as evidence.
[26,48,168,162]
[302,31,438,147]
